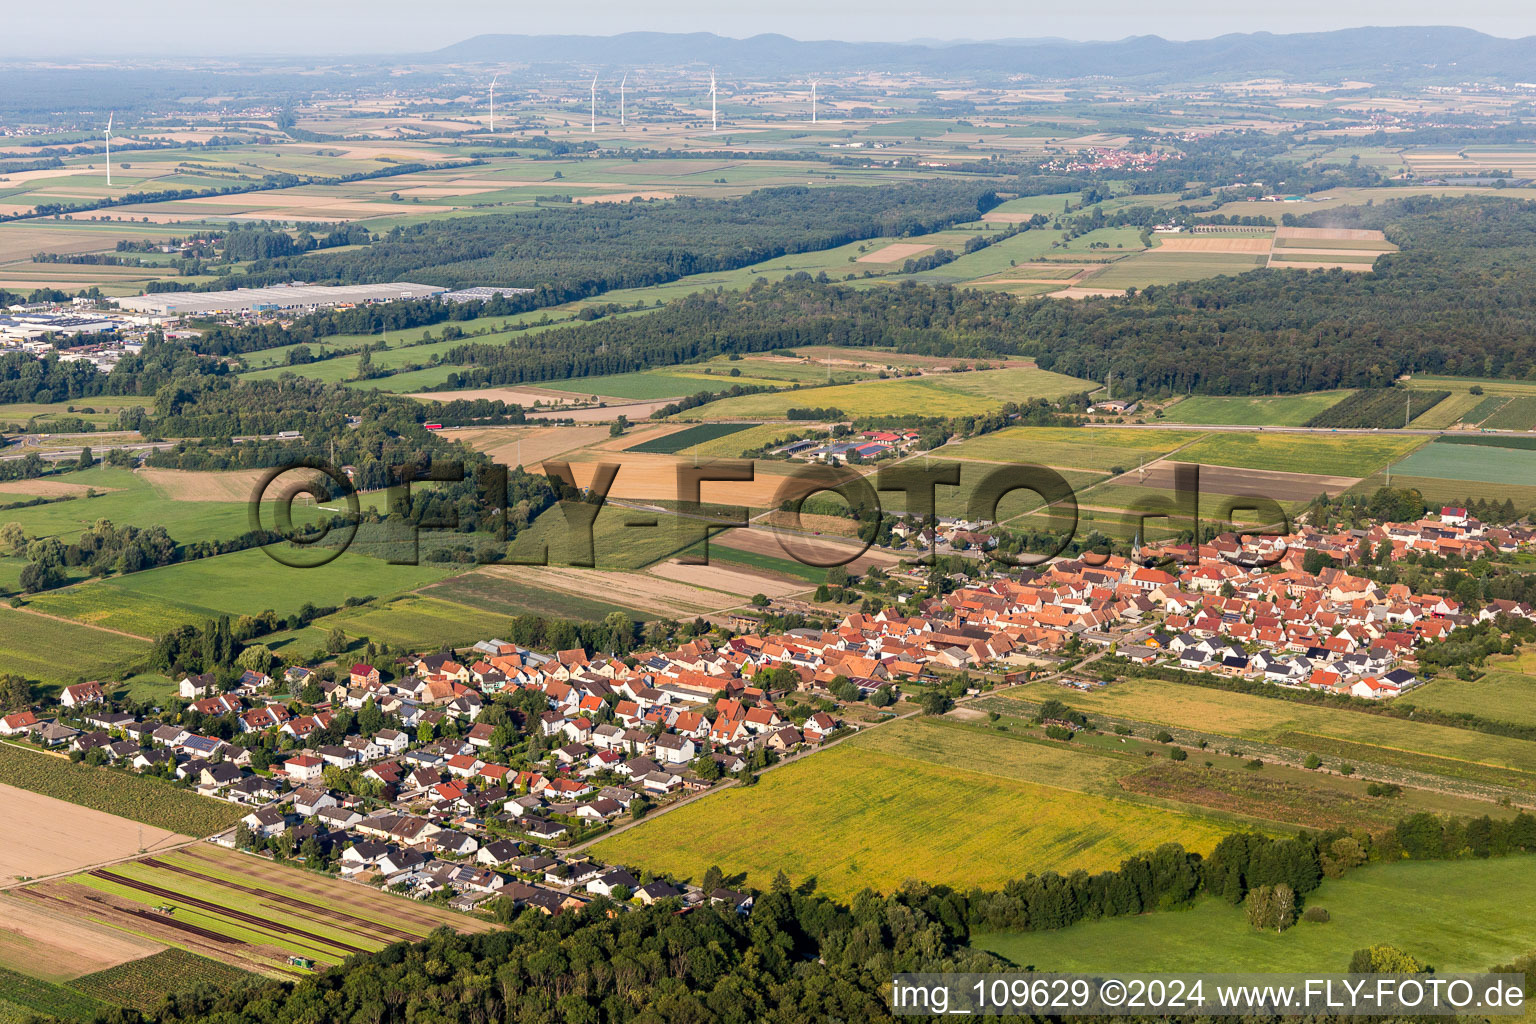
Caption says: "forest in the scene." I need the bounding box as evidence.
[209,180,1003,294]
[410,195,1536,395]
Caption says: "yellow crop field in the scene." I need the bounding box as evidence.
[946,426,1208,472]
[591,743,1238,898]
[679,367,1094,420]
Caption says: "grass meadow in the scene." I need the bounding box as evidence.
[1160,393,1351,427]
[1002,679,1536,788]
[973,858,1536,973]
[25,548,460,636]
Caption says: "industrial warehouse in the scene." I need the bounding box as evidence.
[115,281,445,316]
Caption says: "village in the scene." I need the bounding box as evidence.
[1,504,1532,919]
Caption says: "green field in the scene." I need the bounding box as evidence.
[25,548,461,636]
[1387,440,1536,486]
[945,426,1207,472]
[60,844,494,972]
[0,741,246,835]
[306,593,522,650]
[1086,251,1266,289]
[1001,678,1536,790]
[69,950,254,1014]
[1161,393,1351,427]
[1173,432,1425,477]
[1354,472,1536,515]
[0,608,151,693]
[1070,483,1295,524]
[679,367,1095,421]
[1404,652,1536,728]
[0,468,256,551]
[0,966,106,1024]
[424,568,654,620]
[592,729,1242,898]
[1482,396,1536,431]
[625,422,758,454]
[974,858,1536,973]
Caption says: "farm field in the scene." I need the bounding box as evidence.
[974,858,1536,973]
[687,423,823,458]
[439,424,611,467]
[307,593,521,650]
[1080,461,1359,510]
[1084,251,1265,289]
[0,783,186,883]
[0,742,246,837]
[0,608,151,692]
[1480,396,1536,431]
[1354,473,1536,515]
[422,568,652,621]
[1001,678,1536,789]
[0,395,150,428]
[473,563,742,619]
[625,421,758,454]
[678,367,1095,420]
[1386,439,1536,486]
[1160,393,1351,426]
[592,737,1242,899]
[0,893,165,985]
[1172,432,1425,477]
[23,843,498,975]
[1408,390,1486,429]
[69,949,255,1014]
[944,426,1207,472]
[25,548,461,636]
[1405,651,1536,728]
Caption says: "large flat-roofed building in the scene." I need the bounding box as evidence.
[116,282,445,317]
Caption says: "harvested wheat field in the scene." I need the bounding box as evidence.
[1155,237,1273,253]
[442,425,610,467]
[0,892,165,981]
[527,400,678,422]
[715,524,902,572]
[1273,227,1389,242]
[0,784,187,882]
[857,242,935,263]
[647,559,809,598]
[140,467,327,503]
[0,478,117,498]
[562,451,837,508]
[479,564,735,618]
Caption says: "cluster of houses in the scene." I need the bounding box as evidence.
[1039,147,1171,174]
[5,506,1529,913]
[3,640,851,914]
[895,510,1536,700]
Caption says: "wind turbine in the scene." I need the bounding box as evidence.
[811,81,817,123]
[104,112,114,187]
[710,72,717,132]
[590,73,598,133]
[620,73,627,128]
[489,74,499,133]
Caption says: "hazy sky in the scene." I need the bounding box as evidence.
[5,0,1534,56]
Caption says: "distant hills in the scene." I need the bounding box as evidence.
[432,27,1536,85]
